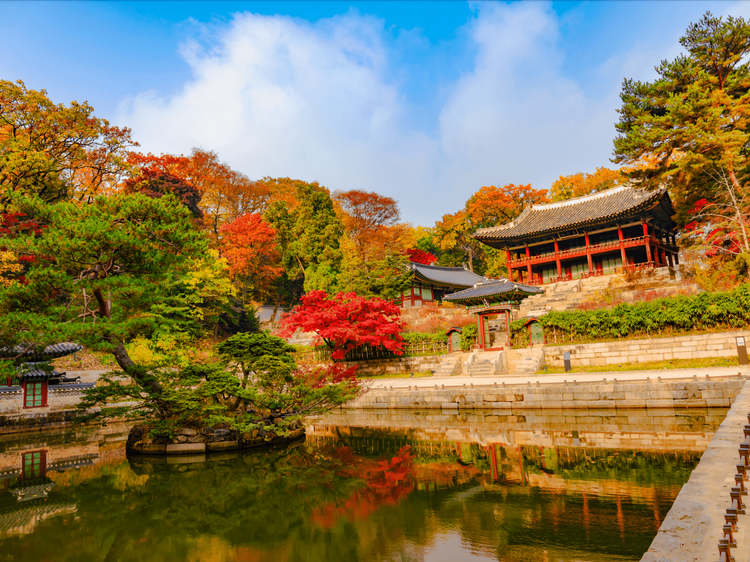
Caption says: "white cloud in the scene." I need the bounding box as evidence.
[116,2,713,225]
[117,11,439,222]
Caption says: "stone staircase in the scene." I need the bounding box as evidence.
[511,347,545,375]
[517,275,614,318]
[432,354,464,377]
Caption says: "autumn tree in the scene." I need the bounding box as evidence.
[122,168,203,218]
[334,190,402,257]
[276,291,405,360]
[405,248,437,265]
[0,80,135,208]
[613,12,750,227]
[464,183,549,228]
[549,167,625,202]
[219,213,283,305]
[430,183,548,274]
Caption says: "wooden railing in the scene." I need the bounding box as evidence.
[295,340,450,364]
[508,236,677,268]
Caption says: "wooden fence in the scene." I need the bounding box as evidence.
[296,340,449,364]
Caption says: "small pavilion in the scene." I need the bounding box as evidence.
[400,262,486,308]
[473,184,678,285]
[444,279,543,350]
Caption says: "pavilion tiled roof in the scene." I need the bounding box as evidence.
[409,262,486,288]
[474,184,675,246]
[0,342,83,362]
[443,279,543,303]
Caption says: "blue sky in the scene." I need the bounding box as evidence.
[3,1,749,225]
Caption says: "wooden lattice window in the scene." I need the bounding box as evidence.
[23,381,47,408]
[22,451,46,479]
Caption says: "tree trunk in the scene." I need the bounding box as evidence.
[728,168,750,253]
[93,286,163,395]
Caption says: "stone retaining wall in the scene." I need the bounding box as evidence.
[545,330,750,368]
[351,355,444,376]
[348,378,747,410]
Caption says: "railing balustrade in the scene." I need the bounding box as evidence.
[508,235,675,268]
[295,340,450,364]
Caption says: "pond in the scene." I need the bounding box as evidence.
[0,408,727,562]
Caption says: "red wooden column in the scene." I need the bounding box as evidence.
[642,222,653,264]
[525,245,532,282]
[506,250,513,282]
[618,226,627,265]
[554,239,561,278]
[584,233,593,274]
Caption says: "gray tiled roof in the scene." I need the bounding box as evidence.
[0,342,83,362]
[443,279,543,302]
[410,262,486,288]
[474,184,674,245]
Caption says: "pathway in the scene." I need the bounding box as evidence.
[368,365,750,389]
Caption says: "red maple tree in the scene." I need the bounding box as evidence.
[276,291,405,360]
[405,248,437,265]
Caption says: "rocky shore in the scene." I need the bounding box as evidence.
[126,422,306,455]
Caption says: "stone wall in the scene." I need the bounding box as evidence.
[351,354,444,376]
[545,330,750,368]
[348,378,747,410]
[0,384,95,433]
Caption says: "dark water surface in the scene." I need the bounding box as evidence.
[0,408,728,562]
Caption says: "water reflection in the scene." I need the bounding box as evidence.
[0,409,724,562]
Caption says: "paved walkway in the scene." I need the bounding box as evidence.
[641,378,750,561]
[368,366,750,389]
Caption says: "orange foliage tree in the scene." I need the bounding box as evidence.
[219,213,283,305]
[431,183,548,274]
[333,189,404,259]
[549,167,625,202]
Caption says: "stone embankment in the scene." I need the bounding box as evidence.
[126,423,305,455]
[349,377,747,411]
[640,379,750,562]
[546,330,750,368]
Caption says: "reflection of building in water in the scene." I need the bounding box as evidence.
[0,426,127,538]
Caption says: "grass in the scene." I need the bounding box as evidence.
[357,370,434,379]
[536,356,741,375]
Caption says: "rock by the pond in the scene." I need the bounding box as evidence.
[126,424,306,456]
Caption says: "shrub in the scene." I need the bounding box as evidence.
[460,324,478,351]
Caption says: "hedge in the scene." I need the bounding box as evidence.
[538,283,750,342]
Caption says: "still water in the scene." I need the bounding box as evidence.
[0,408,727,562]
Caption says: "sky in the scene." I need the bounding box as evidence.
[2,0,750,226]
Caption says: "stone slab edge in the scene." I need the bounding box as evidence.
[640,379,750,562]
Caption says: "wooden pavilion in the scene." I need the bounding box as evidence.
[443,279,543,350]
[474,184,678,285]
[399,262,486,308]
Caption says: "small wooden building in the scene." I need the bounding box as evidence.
[399,262,486,308]
[473,184,678,285]
[444,279,543,350]
[445,327,463,352]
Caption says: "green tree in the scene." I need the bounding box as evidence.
[613,12,750,226]
[264,180,344,298]
[0,193,208,395]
